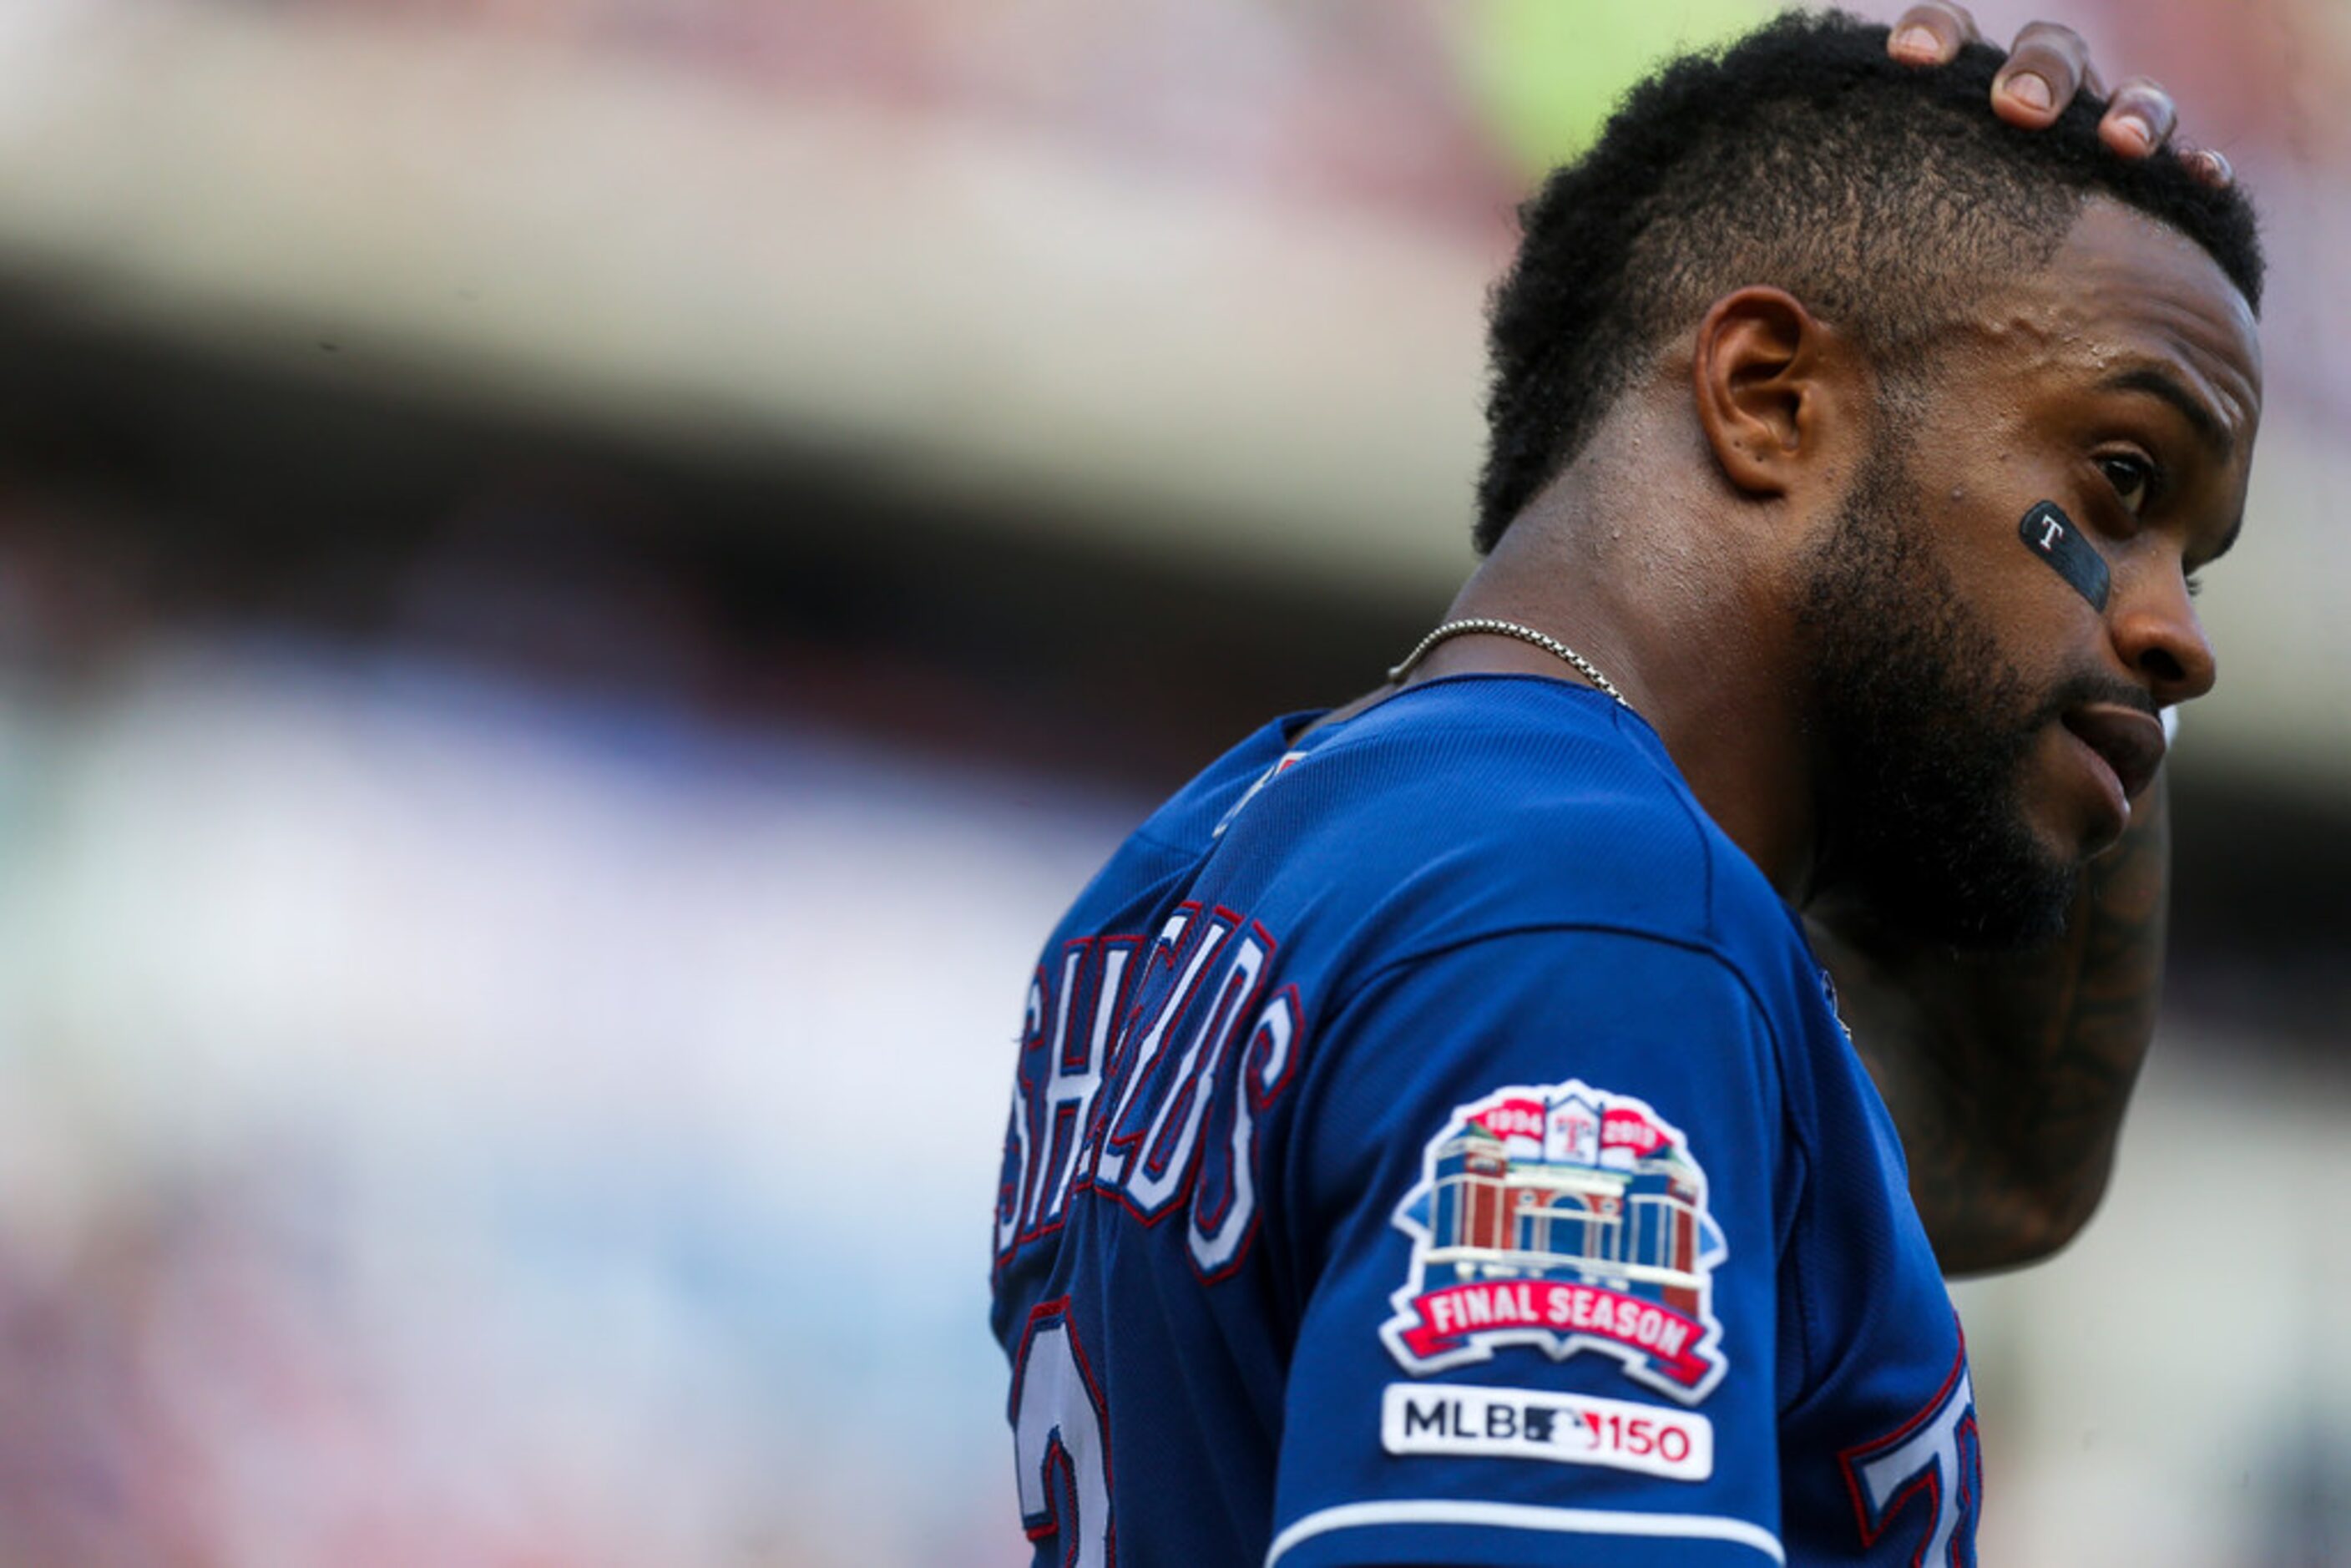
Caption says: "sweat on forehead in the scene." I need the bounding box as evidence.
[1475,10,2265,555]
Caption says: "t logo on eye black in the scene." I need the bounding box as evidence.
[2019,500,2111,611]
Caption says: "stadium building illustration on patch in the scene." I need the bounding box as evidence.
[1381,1079,1730,1404]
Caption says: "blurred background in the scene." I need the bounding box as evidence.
[0,0,2340,1563]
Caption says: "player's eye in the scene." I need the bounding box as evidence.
[2096,453,2157,518]
[2185,572,2205,600]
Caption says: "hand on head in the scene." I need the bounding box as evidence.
[1887,3,2233,187]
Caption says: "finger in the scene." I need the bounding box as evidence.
[2099,77,2178,159]
[2172,141,2235,189]
[1993,20,2095,127]
[1888,2,1982,66]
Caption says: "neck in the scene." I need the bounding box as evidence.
[1423,472,1823,903]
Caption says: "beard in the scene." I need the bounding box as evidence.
[1795,448,2089,950]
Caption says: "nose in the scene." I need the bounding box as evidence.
[2111,559,2217,706]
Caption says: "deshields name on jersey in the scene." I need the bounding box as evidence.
[995,903,1303,1281]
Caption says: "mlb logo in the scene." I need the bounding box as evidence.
[1212,751,1312,838]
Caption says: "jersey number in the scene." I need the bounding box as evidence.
[1012,1300,1114,1567]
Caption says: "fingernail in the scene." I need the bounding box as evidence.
[2005,70,2055,111]
[2113,114,2154,154]
[1890,25,1940,62]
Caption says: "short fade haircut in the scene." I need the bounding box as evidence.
[1475,10,2263,554]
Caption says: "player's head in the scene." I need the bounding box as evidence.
[1478,11,2259,551]
[1479,11,2263,947]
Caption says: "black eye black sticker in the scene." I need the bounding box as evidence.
[2019,500,2111,611]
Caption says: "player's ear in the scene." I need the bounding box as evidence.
[1691,286,1851,499]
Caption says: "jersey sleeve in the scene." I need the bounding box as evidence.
[1266,928,1792,1568]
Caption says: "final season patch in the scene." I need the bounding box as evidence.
[2019,500,2111,610]
[1380,1080,1729,1404]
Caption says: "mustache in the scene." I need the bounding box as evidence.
[2025,670,2159,729]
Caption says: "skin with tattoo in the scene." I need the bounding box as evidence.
[1809,777,2170,1272]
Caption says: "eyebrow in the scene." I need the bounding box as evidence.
[2099,364,2249,564]
[2100,365,2235,464]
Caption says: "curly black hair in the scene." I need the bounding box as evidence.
[1474,10,2263,554]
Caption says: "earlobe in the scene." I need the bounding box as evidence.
[1691,287,1835,498]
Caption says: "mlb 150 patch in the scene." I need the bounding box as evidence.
[1379,1079,1729,1404]
[1381,1382,1715,1481]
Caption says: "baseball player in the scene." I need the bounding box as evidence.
[992,11,2259,1565]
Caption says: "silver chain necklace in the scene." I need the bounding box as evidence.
[1387,616,1630,707]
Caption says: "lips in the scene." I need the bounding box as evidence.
[2060,704,2167,804]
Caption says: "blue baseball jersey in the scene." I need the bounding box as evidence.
[992,675,1979,1567]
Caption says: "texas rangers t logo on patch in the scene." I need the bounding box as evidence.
[1381,1080,1730,1404]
